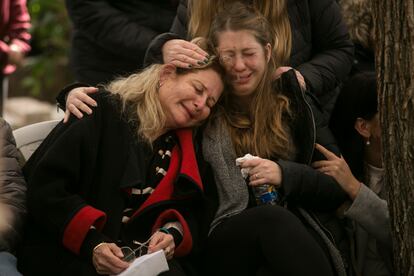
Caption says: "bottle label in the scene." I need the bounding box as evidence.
[259,190,279,205]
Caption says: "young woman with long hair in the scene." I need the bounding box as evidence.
[195,4,349,275]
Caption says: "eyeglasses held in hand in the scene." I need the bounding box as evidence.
[121,233,156,263]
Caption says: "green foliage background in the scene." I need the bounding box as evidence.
[15,0,74,101]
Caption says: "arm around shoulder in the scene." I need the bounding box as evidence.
[277,159,347,210]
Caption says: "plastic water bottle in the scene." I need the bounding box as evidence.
[253,184,279,205]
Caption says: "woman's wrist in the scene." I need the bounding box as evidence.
[80,228,110,261]
[271,161,282,188]
[348,179,362,200]
[165,227,183,246]
[159,222,183,246]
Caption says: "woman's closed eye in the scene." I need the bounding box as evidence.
[195,86,204,95]
[243,51,256,58]
[193,80,205,95]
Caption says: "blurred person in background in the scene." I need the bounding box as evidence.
[0,118,26,276]
[338,0,375,74]
[0,0,31,115]
[65,0,179,86]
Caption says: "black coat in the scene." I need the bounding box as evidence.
[278,71,350,269]
[144,0,354,111]
[66,0,178,85]
[18,92,206,275]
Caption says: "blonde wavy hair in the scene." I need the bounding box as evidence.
[339,0,374,50]
[106,39,224,143]
[209,3,293,159]
[188,0,291,66]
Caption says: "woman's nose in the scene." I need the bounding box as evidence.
[232,55,246,71]
[194,95,207,111]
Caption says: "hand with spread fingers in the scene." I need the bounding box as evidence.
[162,39,210,69]
[92,242,129,275]
[312,143,361,200]
[148,230,175,260]
[64,87,99,123]
[239,157,282,188]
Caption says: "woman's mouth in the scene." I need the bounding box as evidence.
[181,104,195,119]
[232,73,252,85]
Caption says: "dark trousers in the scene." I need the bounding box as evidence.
[159,259,196,276]
[204,205,335,276]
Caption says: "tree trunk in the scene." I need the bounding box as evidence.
[373,0,414,274]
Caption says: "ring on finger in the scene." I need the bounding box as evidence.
[255,173,260,180]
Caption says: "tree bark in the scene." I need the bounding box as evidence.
[373,0,414,274]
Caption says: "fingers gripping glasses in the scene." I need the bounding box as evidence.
[121,233,155,263]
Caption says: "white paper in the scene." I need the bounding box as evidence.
[235,153,258,179]
[117,250,169,276]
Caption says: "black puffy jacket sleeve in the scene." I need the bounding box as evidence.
[277,160,347,211]
[276,70,347,211]
[295,0,354,96]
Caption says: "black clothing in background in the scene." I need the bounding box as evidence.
[145,0,354,115]
[66,0,178,85]
[350,43,375,75]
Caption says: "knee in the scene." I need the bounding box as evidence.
[249,205,300,226]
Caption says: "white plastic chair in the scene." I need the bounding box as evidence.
[13,119,60,161]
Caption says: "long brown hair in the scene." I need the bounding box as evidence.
[188,0,291,65]
[209,3,293,159]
